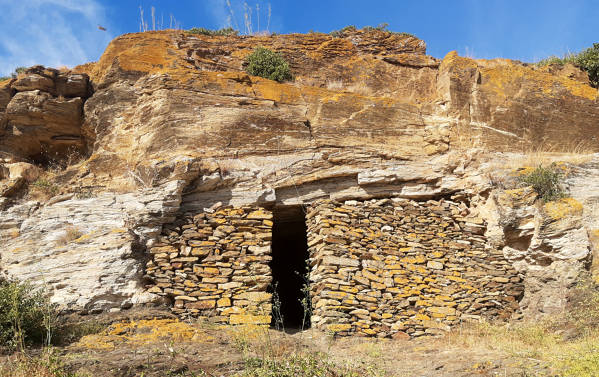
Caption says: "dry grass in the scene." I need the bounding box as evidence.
[0,349,78,377]
[55,226,83,246]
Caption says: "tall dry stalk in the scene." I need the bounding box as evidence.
[151,6,156,31]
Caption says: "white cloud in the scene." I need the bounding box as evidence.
[0,0,114,76]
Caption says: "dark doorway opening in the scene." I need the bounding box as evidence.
[270,206,311,331]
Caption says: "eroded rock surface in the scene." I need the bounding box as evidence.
[0,66,91,163]
[0,29,598,322]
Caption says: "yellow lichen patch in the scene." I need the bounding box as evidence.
[110,228,128,233]
[327,323,352,332]
[227,323,269,344]
[480,61,598,101]
[439,51,478,74]
[7,228,19,239]
[229,314,271,325]
[544,197,583,220]
[76,318,212,350]
[90,31,185,83]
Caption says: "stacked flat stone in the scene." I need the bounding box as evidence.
[145,206,273,325]
[306,198,524,338]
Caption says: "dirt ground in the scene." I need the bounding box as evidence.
[10,308,551,377]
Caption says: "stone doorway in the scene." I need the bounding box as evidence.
[270,206,311,330]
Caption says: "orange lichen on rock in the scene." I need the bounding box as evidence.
[439,51,478,75]
[76,318,213,350]
[480,61,598,101]
[90,31,188,83]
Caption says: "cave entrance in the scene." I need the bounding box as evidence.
[270,206,311,331]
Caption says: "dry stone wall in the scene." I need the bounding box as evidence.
[145,206,274,325]
[306,198,524,338]
[146,197,524,338]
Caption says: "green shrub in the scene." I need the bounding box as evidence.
[187,27,238,36]
[245,47,292,82]
[573,43,599,87]
[536,43,599,87]
[517,163,565,202]
[0,279,58,351]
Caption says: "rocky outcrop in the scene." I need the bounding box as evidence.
[0,29,598,325]
[0,66,91,163]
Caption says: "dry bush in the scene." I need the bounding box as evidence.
[55,226,82,246]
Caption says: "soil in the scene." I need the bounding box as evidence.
[8,308,548,377]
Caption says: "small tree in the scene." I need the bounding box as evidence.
[245,47,292,82]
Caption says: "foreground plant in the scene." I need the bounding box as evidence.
[0,279,57,352]
[0,348,76,377]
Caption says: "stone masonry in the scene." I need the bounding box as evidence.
[145,206,274,325]
[306,198,524,338]
[146,197,524,337]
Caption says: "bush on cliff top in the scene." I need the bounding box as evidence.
[187,27,239,36]
[537,43,599,87]
[329,24,415,38]
[245,47,292,82]
[0,66,26,81]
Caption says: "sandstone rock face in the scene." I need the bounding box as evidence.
[0,29,598,325]
[0,180,184,312]
[0,66,91,163]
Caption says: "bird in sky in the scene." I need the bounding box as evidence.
[98,25,107,31]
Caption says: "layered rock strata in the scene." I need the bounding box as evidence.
[0,29,597,329]
[0,66,91,163]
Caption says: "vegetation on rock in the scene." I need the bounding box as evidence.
[0,66,26,81]
[537,43,599,87]
[245,47,292,82]
[329,24,415,38]
[187,27,239,36]
[517,163,565,202]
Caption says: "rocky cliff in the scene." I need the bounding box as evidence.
[0,28,598,324]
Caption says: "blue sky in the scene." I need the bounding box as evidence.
[0,0,597,76]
